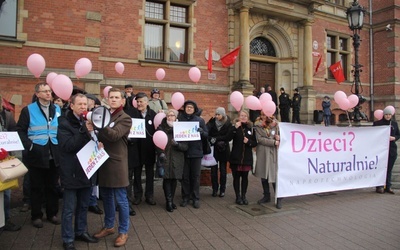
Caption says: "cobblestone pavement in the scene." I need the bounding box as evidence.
[1,174,399,250]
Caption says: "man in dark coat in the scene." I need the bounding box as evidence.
[266,85,278,117]
[57,94,99,249]
[16,82,61,228]
[130,92,157,206]
[373,107,400,194]
[291,88,301,124]
[279,87,291,122]
[178,100,208,209]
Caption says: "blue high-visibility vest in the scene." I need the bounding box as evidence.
[27,103,60,145]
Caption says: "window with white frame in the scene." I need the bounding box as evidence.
[326,0,346,6]
[144,1,190,63]
[0,0,18,38]
[327,34,350,80]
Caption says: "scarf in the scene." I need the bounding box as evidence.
[215,116,226,131]
[111,105,123,117]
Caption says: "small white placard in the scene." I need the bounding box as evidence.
[0,132,24,151]
[128,118,146,138]
[173,121,201,141]
[77,140,109,179]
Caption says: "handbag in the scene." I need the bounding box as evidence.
[201,146,217,167]
[202,138,212,155]
[0,158,28,182]
[0,178,19,192]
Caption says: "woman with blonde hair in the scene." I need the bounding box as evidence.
[254,112,282,209]
[229,110,257,205]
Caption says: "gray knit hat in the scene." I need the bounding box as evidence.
[215,107,226,117]
[383,107,393,115]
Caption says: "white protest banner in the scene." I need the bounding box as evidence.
[77,140,109,179]
[128,118,146,138]
[0,132,24,151]
[173,121,201,141]
[277,123,390,198]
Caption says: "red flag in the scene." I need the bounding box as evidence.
[220,46,241,67]
[208,41,212,73]
[315,55,322,73]
[329,61,345,84]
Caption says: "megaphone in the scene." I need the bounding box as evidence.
[81,106,111,129]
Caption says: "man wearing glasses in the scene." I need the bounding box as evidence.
[17,82,62,228]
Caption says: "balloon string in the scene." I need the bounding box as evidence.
[346,110,352,127]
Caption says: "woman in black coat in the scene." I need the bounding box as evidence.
[229,110,257,205]
[156,109,188,212]
[206,107,232,198]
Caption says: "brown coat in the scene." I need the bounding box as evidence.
[97,109,131,188]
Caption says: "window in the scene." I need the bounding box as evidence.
[0,0,18,38]
[326,0,345,6]
[144,1,190,63]
[327,34,350,79]
[250,37,276,57]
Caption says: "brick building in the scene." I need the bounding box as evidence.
[0,0,398,124]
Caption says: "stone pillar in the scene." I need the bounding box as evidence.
[237,6,253,97]
[301,20,316,124]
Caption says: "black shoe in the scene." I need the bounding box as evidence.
[276,198,282,209]
[133,197,142,205]
[235,197,243,205]
[242,196,248,205]
[257,196,271,204]
[145,198,156,205]
[88,205,103,214]
[219,192,225,197]
[47,216,61,225]
[180,200,188,207]
[212,191,217,197]
[75,232,99,243]
[193,200,200,209]
[129,209,136,216]
[172,203,177,209]
[63,242,76,250]
[166,202,173,212]
[4,220,21,231]
[32,218,43,228]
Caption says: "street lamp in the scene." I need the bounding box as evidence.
[346,0,366,122]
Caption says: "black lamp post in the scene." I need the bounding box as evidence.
[346,0,366,122]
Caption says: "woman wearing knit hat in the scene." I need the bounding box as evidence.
[373,107,400,194]
[206,107,232,198]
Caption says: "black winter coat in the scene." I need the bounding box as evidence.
[373,118,400,157]
[157,118,188,179]
[130,106,157,165]
[57,110,96,189]
[206,116,232,162]
[229,122,257,167]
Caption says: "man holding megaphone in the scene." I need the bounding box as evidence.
[89,88,132,247]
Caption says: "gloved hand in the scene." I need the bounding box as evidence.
[210,137,216,145]
[171,139,179,146]
[197,127,204,135]
[159,153,166,164]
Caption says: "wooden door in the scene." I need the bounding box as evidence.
[250,61,275,93]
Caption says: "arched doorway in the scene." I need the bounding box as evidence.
[249,37,276,92]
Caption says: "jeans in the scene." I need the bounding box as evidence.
[61,187,91,243]
[89,187,98,207]
[3,189,10,220]
[100,187,129,234]
[211,161,227,193]
[182,157,202,201]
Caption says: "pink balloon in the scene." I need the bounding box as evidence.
[374,110,383,120]
[348,94,359,109]
[46,72,58,88]
[188,67,201,83]
[262,100,276,117]
[245,95,262,110]
[132,99,137,108]
[115,62,124,75]
[230,91,244,112]
[74,58,92,78]
[154,112,166,129]
[338,98,351,110]
[103,86,112,98]
[171,92,185,110]
[259,93,272,105]
[156,68,166,81]
[27,53,46,78]
[385,105,395,115]
[334,91,347,103]
[51,74,73,101]
[153,130,168,150]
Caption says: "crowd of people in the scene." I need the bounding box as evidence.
[0,83,398,250]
